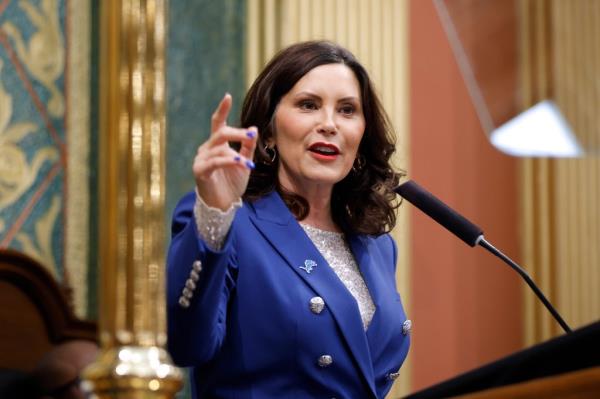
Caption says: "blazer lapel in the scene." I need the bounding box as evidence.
[248,192,377,397]
[348,235,379,299]
[348,235,385,348]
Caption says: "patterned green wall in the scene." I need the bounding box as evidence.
[1,0,96,321]
[0,0,73,296]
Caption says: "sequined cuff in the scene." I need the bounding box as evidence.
[193,191,242,251]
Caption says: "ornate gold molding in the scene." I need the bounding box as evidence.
[82,0,182,396]
[66,0,91,319]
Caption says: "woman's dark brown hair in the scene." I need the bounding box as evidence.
[241,40,403,235]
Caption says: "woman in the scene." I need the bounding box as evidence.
[167,41,410,399]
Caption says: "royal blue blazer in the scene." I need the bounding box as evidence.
[167,190,410,399]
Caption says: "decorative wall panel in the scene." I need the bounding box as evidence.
[0,0,91,318]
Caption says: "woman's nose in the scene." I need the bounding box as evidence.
[316,109,337,135]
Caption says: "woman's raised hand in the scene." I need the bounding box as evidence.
[193,93,258,211]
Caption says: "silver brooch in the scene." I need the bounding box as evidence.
[299,259,317,274]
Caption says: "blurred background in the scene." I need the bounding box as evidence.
[0,0,598,397]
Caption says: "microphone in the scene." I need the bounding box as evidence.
[395,180,572,334]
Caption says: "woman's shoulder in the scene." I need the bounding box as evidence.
[362,231,397,258]
[362,231,395,245]
[362,233,398,273]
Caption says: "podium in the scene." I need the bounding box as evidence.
[406,321,600,398]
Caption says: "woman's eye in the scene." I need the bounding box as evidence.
[339,105,355,115]
[299,100,318,110]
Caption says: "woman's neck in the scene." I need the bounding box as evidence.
[278,172,342,232]
[282,184,340,232]
[302,206,339,232]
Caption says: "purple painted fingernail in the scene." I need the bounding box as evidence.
[234,155,241,162]
[246,130,256,138]
[245,160,255,170]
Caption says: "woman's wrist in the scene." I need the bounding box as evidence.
[193,189,242,250]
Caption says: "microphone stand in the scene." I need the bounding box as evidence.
[394,180,573,335]
[476,236,572,334]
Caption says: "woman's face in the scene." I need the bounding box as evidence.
[273,63,365,194]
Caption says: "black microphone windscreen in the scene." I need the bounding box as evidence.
[395,180,483,246]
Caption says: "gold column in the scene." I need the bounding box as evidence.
[82,0,183,397]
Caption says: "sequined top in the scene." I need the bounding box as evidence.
[194,194,375,330]
[300,224,375,330]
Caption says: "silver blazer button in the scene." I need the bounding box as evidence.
[185,278,197,290]
[182,287,193,299]
[402,319,412,335]
[317,355,333,368]
[309,296,325,314]
[190,269,200,282]
[178,296,190,308]
[193,260,202,272]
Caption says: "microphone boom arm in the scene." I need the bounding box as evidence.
[477,236,572,333]
[395,180,572,334]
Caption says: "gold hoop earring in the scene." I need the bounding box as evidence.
[264,145,277,164]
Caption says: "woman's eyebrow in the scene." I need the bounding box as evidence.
[293,92,360,103]
[293,91,321,99]
[338,96,360,103]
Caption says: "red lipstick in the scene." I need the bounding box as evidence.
[308,142,340,161]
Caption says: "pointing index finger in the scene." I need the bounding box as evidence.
[211,93,232,133]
